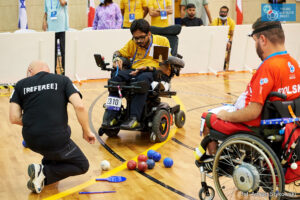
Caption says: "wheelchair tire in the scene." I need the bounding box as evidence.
[212,134,285,200]
[174,110,185,128]
[103,128,120,137]
[199,186,215,200]
[152,109,170,142]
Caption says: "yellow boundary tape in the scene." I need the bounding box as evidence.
[43,96,184,200]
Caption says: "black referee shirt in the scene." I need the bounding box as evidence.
[181,17,203,27]
[10,72,82,151]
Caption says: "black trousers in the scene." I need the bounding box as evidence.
[110,70,154,121]
[55,32,65,75]
[32,139,89,185]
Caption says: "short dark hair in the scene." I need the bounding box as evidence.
[186,3,196,9]
[252,17,285,44]
[220,6,229,12]
[130,19,150,35]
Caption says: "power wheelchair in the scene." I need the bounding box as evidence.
[94,25,186,143]
[196,92,300,200]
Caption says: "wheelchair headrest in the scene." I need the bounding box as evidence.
[150,25,182,36]
[160,56,185,68]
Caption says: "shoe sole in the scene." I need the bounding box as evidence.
[28,164,36,180]
[27,164,43,194]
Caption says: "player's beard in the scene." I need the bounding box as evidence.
[256,42,264,61]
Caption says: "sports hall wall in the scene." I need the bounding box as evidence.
[1,0,300,32]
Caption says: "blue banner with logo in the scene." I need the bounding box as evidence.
[261,4,296,21]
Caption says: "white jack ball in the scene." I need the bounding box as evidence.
[101,160,110,171]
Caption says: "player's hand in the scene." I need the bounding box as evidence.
[113,57,123,70]
[83,130,96,144]
[130,66,147,76]
[216,110,229,121]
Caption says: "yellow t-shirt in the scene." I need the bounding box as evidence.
[120,0,148,28]
[148,0,172,27]
[119,34,170,69]
[174,0,181,18]
[210,17,236,39]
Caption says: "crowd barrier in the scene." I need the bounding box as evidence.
[229,24,300,71]
[1,24,299,84]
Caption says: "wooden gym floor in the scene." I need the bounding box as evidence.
[1,72,299,200]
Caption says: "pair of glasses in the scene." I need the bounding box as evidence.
[132,35,147,42]
[220,11,228,14]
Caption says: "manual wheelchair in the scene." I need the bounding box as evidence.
[94,53,185,143]
[196,92,300,200]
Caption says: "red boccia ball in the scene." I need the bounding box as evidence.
[127,160,137,170]
[138,161,148,172]
[138,154,148,162]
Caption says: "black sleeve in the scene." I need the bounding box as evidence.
[199,18,203,26]
[64,77,82,99]
[9,82,22,106]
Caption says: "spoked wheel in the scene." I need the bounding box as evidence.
[152,109,170,142]
[199,186,215,200]
[213,134,285,200]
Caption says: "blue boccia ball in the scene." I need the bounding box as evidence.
[147,150,156,159]
[153,152,161,162]
[146,159,155,169]
[163,157,173,168]
[22,140,28,148]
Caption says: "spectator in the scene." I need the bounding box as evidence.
[181,3,203,26]
[92,0,123,30]
[211,6,235,70]
[148,0,173,27]
[180,0,212,25]
[174,0,182,25]
[9,60,96,193]
[120,0,148,29]
[43,0,68,75]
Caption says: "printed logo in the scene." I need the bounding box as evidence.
[260,78,269,85]
[288,61,295,73]
[261,4,296,22]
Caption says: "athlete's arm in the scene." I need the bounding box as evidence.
[217,102,263,123]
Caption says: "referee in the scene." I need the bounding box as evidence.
[9,60,96,193]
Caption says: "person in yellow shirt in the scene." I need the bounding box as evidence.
[211,6,236,70]
[120,0,148,28]
[102,19,170,129]
[148,0,173,27]
[174,0,182,24]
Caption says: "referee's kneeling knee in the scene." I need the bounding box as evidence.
[79,159,89,174]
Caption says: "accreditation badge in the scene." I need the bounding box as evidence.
[50,9,58,20]
[160,10,167,20]
[129,13,135,22]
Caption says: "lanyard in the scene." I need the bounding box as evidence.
[258,51,287,69]
[218,18,227,25]
[128,0,136,12]
[156,0,166,10]
[132,35,153,64]
[51,0,60,10]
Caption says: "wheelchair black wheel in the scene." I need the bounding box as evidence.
[103,128,120,137]
[212,134,285,200]
[175,110,185,128]
[152,109,170,142]
[199,186,215,200]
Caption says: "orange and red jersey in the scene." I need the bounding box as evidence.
[235,51,300,126]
